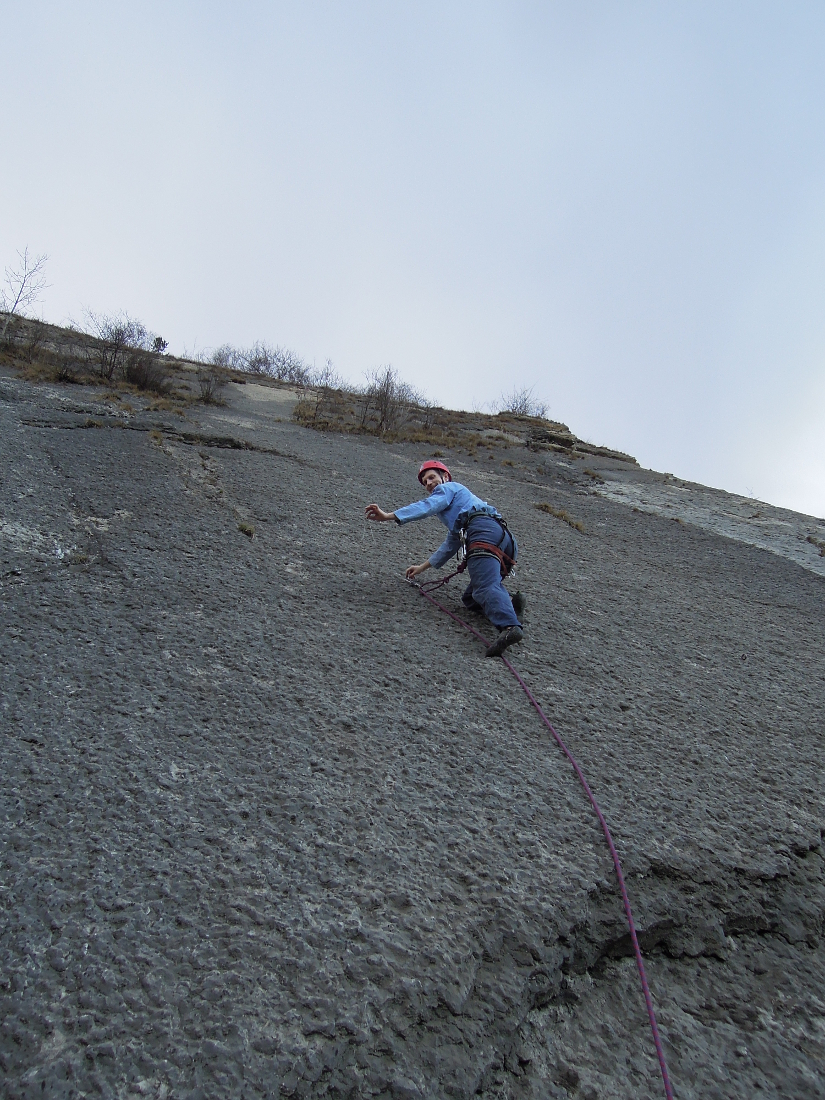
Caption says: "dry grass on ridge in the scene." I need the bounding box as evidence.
[534,502,586,533]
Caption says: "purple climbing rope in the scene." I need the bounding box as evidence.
[412,580,675,1100]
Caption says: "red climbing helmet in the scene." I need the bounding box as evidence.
[418,459,452,484]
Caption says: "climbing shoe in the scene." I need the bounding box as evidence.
[511,591,526,619]
[485,625,523,658]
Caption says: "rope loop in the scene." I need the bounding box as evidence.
[416,565,465,593]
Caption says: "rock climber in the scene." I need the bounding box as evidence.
[365,460,525,657]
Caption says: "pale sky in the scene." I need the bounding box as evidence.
[5,2,825,518]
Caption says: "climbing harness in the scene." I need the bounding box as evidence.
[418,519,517,595]
[465,539,516,576]
[461,512,517,577]
[408,575,675,1100]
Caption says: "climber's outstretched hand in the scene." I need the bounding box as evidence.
[365,504,395,522]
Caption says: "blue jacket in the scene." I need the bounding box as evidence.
[395,481,500,568]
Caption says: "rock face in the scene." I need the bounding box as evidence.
[1,366,823,1100]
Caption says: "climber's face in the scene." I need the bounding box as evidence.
[421,470,445,493]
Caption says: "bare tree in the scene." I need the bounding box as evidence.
[362,366,423,434]
[196,364,227,404]
[1,248,49,341]
[312,358,342,391]
[274,347,311,386]
[417,394,436,430]
[497,385,548,419]
[243,341,275,375]
[249,342,310,385]
[21,320,48,364]
[83,311,152,381]
[306,358,343,421]
[209,341,311,385]
[210,344,245,370]
[124,350,170,394]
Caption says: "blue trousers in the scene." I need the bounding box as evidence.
[460,516,521,630]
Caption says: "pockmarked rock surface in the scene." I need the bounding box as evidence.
[1,366,824,1099]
